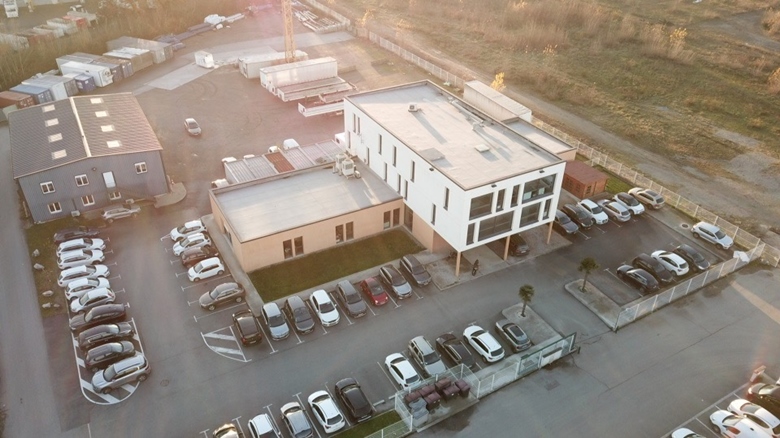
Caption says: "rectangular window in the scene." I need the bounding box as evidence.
[378,135,383,154]
[404,181,408,200]
[366,146,370,166]
[444,187,450,211]
[478,211,514,241]
[294,237,304,255]
[393,208,400,226]
[75,174,89,187]
[522,175,555,203]
[109,191,122,201]
[346,222,354,240]
[335,224,344,243]
[469,193,493,220]
[397,175,401,193]
[384,211,391,229]
[356,117,361,135]
[467,223,475,245]
[392,146,397,166]
[431,205,436,225]
[510,185,520,207]
[81,194,95,206]
[520,203,541,227]
[411,161,415,182]
[353,114,357,132]
[543,199,552,220]
[383,163,388,182]
[135,162,148,174]
[48,202,62,214]
[283,240,293,259]
[496,189,505,212]
[40,181,55,194]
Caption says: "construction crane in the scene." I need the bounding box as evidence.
[281,0,297,63]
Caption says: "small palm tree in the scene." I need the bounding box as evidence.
[578,257,600,292]
[518,284,535,317]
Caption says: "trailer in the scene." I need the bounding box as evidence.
[17,30,53,45]
[276,77,354,102]
[239,50,308,79]
[22,77,68,101]
[67,52,134,79]
[46,18,79,36]
[298,101,344,117]
[4,0,18,18]
[106,36,173,64]
[0,91,35,109]
[103,48,153,72]
[59,61,113,88]
[259,57,338,91]
[34,74,79,97]
[31,26,62,39]
[56,54,96,69]
[10,84,54,105]
[36,25,66,38]
[64,73,96,93]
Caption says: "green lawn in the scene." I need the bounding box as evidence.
[334,411,403,438]
[249,229,423,302]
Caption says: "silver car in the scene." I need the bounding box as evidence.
[57,249,105,270]
[102,205,141,223]
[262,303,290,341]
[378,264,412,299]
[91,353,151,394]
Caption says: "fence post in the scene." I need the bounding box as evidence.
[515,360,521,378]
[694,205,699,218]
[685,278,692,295]
[613,310,621,331]
[718,262,726,278]
[702,269,710,285]
[652,294,659,312]
[477,379,481,398]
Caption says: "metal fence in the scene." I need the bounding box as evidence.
[614,243,764,330]
[364,419,411,438]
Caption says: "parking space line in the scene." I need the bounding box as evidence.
[413,289,424,300]
[323,384,351,427]
[79,378,121,403]
[256,323,277,353]
[367,305,377,317]
[293,329,303,345]
[330,292,354,326]
[264,404,281,432]
[198,430,209,437]
[108,274,121,282]
[159,234,170,242]
[294,393,322,438]
[387,294,400,309]
[377,361,397,388]
[203,332,235,341]
[193,303,244,320]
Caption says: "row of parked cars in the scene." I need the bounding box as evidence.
[52,226,151,396]
[553,188,658,235]
[616,244,712,294]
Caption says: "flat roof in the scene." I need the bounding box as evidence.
[213,162,401,243]
[505,119,575,156]
[224,139,344,184]
[347,81,562,190]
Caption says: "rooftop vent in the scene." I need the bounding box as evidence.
[52,149,67,159]
[475,144,490,153]
[408,103,420,112]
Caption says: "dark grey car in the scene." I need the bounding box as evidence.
[563,204,594,229]
[78,322,135,351]
[673,244,710,272]
[335,378,374,423]
[53,226,100,244]
[284,296,315,334]
[199,282,245,311]
[69,304,127,333]
[495,319,532,353]
[84,341,135,372]
[336,281,367,318]
[399,255,432,286]
[435,332,476,369]
[553,210,579,235]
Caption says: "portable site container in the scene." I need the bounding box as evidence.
[46,18,78,35]
[106,36,173,64]
[32,25,64,38]
[17,30,53,45]
[62,15,88,29]
[59,61,113,87]
[10,84,54,105]
[66,52,130,81]
[239,50,308,79]
[24,74,78,98]
[64,73,96,92]
[90,60,123,82]
[0,33,29,50]
[103,48,153,72]
[56,54,95,69]
[22,77,68,100]
[94,56,133,79]
[66,10,98,26]
[0,90,35,109]
[259,57,338,90]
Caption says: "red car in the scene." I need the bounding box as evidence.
[359,277,389,306]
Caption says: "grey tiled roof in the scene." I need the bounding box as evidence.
[10,93,162,178]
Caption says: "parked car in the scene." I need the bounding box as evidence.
[57,249,105,270]
[173,232,212,256]
[180,245,220,269]
[670,428,705,438]
[578,199,609,225]
[84,341,135,372]
[613,192,646,216]
[691,221,734,250]
[464,325,505,363]
[309,289,340,327]
[628,187,665,209]
[200,282,245,310]
[70,287,116,314]
[284,296,315,334]
[378,264,413,299]
[213,423,240,438]
[184,117,202,136]
[247,413,280,438]
[102,204,141,223]
[188,257,225,282]
[58,265,110,288]
[359,277,389,306]
[562,204,594,229]
[710,409,772,438]
[91,353,150,394]
[553,209,579,235]
[232,310,262,346]
[509,234,530,256]
[170,219,206,241]
[597,199,631,222]
[616,265,659,294]
[495,319,532,353]
[748,384,780,418]
[335,280,367,318]
[57,238,106,256]
[651,250,690,276]
[673,244,711,272]
[436,332,476,369]
[408,336,447,377]
[631,253,674,284]
[262,302,290,341]
[399,254,432,286]
[729,398,780,437]
[64,277,110,301]
[53,226,99,244]
[335,378,374,423]
[385,353,421,389]
[69,303,126,333]
[307,391,346,434]
[77,322,135,351]
[280,402,313,438]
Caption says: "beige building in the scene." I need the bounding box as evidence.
[210,163,404,272]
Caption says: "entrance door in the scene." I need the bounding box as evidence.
[404,207,413,231]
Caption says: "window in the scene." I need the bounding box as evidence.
[467,223,475,245]
[392,146,397,166]
[496,189,505,212]
[356,117,361,135]
[283,240,293,259]
[444,187,450,211]
[335,225,344,243]
[378,134,382,154]
[48,202,62,214]
[294,237,304,255]
[353,114,357,132]
[522,175,555,203]
[478,211,514,241]
[40,181,55,194]
[469,193,493,220]
[543,199,552,219]
[411,161,415,182]
[366,146,370,166]
[135,162,147,174]
[346,222,354,240]
[383,163,388,182]
[397,175,401,193]
[404,181,408,200]
[75,174,89,187]
[520,203,541,227]
[431,205,436,225]
[510,185,520,207]
[384,211,391,229]
[393,208,400,226]
[81,194,95,206]
[109,191,122,201]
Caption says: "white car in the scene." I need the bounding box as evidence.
[247,413,280,438]
[309,289,340,327]
[670,428,705,438]
[691,221,734,250]
[184,117,201,136]
[70,287,116,314]
[597,199,631,222]
[728,398,780,437]
[172,232,211,256]
[57,249,105,270]
[307,390,346,434]
[58,265,110,287]
[464,325,505,363]
[384,353,421,389]
[613,192,646,216]
[651,250,689,276]
[187,257,225,282]
[64,277,110,301]
[710,409,772,438]
[170,220,206,241]
[57,238,106,256]
[578,199,609,225]
[628,187,665,209]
